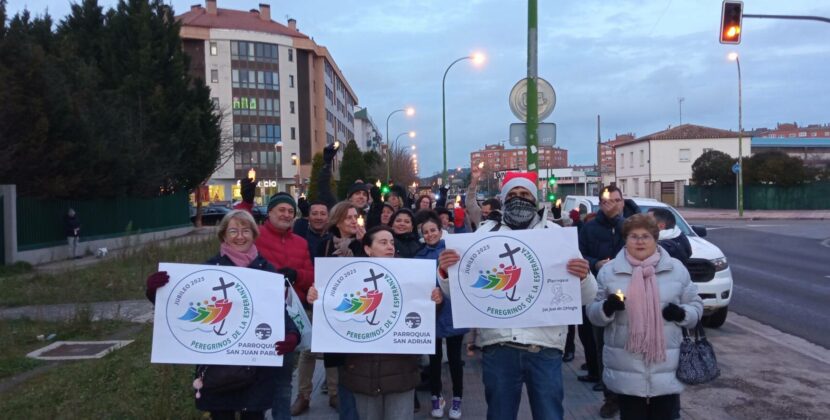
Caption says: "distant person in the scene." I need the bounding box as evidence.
[233,177,257,214]
[648,208,692,264]
[588,214,702,420]
[415,195,434,211]
[64,208,81,259]
[295,201,329,260]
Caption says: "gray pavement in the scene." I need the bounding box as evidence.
[677,208,830,220]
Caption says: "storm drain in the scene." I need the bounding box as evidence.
[26,341,133,360]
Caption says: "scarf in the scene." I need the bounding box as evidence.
[624,248,665,365]
[332,235,355,257]
[220,243,259,268]
[658,226,682,240]
[502,197,537,230]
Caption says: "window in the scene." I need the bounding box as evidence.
[289,75,294,88]
[633,178,640,196]
[291,127,296,140]
[209,42,218,56]
[290,101,295,114]
[210,69,218,83]
[629,152,634,168]
[288,48,294,62]
[639,150,644,167]
[679,148,691,162]
[620,153,624,169]
[620,179,627,194]
[211,97,219,108]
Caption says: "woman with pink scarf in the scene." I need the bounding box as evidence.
[587,214,702,420]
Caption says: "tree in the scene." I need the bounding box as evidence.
[337,140,367,199]
[367,144,417,189]
[691,150,736,186]
[744,151,811,186]
[362,150,382,171]
[306,152,336,202]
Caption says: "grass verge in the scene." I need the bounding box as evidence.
[0,235,217,307]
[0,313,132,379]
[0,324,201,418]
[0,261,33,278]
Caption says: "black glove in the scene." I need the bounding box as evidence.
[297,197,310,218]
[370,185,382,202]
[662,303,686,322]
[602,293,625,317]
[240,178,255,204]
[145,271,170,304]
[277,268,298,285]
[323,143,338,164]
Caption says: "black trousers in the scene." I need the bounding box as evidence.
[618,393,680,420]
[578,306,599,377]
[210,411,264,420]
[564,325,575,354]
[429,335,465,398]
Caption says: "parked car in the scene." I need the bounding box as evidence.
[191,205,230,226]
[562,195,733,328]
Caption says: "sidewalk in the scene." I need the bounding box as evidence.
[678,208,830,220]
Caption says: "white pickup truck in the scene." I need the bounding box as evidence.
[562,196,732,328]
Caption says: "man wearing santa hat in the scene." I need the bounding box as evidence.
[437,171,597,420]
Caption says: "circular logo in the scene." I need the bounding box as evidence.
[456,236,545,319]
[405,312,422,329]
[322,261,403,343]
[255,323,272,340]
[165,269,254,353]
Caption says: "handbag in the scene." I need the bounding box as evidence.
[194,364,257,397]
[676,323,720,385]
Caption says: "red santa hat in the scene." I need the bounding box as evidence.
[500,171,538,202]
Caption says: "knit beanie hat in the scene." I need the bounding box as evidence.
[347,182,369,198]
[500,171,538,202]
[267,192,297,213]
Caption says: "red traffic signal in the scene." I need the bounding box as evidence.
[720,1,744,44]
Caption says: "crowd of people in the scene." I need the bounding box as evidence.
[145,143,703,420]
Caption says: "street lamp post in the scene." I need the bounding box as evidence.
[442,53,485,185]
[385,107,415,182]
[729,52,744,217]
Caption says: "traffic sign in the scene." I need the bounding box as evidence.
[732,162,740,174]
[509,78,556,122]
[509,123,556,146]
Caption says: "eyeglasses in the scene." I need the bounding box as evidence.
[627,234,654,243]
[227,228,253,237]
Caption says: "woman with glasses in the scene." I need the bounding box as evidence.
[145,210,299,420]
[587,214,703,419]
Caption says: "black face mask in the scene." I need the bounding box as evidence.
[502,196,537,230]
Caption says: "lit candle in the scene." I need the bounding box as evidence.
[615,289,625,301]
[375,180,381,188]
[357,215,364,227]
[478,162,485,169]
[602,189,610,200]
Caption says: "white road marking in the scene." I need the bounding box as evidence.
[821,238,830,248]
[745,224,787,228]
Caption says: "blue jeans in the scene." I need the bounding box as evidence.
[338,382,359,420]
[482,344,564,420]
[270,352,294,420]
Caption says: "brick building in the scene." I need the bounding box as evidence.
[470,144,567,171]
[756,122,830,138]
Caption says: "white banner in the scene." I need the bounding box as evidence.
[151,263,285,367]
[312,258,436,355]
[443,228,583,328]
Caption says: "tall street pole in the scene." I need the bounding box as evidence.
[526,0,539,187]
[385,108,410,182]
[596,115,602,190]
[442,56,472,186]
[736,55,744,217]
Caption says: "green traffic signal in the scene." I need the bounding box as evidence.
[548,177,556,186]
[381,185,391,195]
[547,192,556,201]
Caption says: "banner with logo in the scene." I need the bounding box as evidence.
[312,258,436,355]
[151,263,286,367]
[443,228,583,328]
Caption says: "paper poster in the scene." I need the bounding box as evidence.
[312,257,436,354]
[443,228,583,328]
[151,263,285,366]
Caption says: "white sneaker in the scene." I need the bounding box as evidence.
[449,397,462,419]
[430,395,446,418]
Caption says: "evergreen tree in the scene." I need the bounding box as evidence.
[306,152,335,202]
[691,150,736,186]
[337,140,367,199]
[744,151,810,186]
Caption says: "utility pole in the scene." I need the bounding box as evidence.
[526,0,539,188]
[596,115,602,191]
[678,97,685,125]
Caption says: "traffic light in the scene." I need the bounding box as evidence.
[381,184,391,195]
[720,1,743,44]
[548,175,556,187]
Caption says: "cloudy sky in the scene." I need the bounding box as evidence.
[8,0,830,175]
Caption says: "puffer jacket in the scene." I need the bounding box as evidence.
[587,247,703,398]
[340,354,421,396]
[393,231,423,258]
[415,240,468,338]
[444,208,598,351]
[256,221,314,304]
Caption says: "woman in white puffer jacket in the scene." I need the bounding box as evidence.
[588,214,703,420]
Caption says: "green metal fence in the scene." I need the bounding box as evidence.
[0,195,5,264]
[684,182,830,210]
[17,192,192,251]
